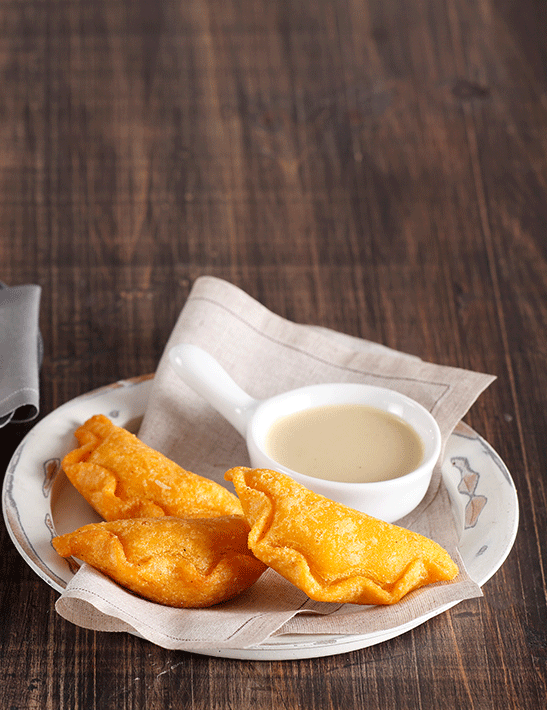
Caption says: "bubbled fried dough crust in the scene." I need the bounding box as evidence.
[62,415,242,521]
[52,516,266,608]
[225,467,459,605]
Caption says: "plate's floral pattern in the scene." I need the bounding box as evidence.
[451,456,487,528]
[42,458,60,496]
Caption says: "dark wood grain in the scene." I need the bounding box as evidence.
[1,0,546,707]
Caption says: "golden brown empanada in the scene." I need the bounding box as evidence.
[225,467,459,605]
[53,515,266,607]
[62,415,242,520]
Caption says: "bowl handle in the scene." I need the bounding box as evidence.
[168,344,258,437]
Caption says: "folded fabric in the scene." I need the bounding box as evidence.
[55,276,495,650]
[0,282,42,427]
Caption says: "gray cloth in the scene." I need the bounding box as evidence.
[0,282,42,427]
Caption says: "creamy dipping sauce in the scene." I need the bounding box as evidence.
[265,403,424,483]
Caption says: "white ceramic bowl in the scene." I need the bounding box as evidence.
[169,344,442,522]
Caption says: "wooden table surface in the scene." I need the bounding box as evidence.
[1,0,545,707]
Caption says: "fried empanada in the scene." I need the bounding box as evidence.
[53,516,266,607]
[62,415,242,520]
[225,467,459,605]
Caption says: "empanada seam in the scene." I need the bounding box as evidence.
[260,539,402,594]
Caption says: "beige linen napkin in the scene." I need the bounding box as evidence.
[56,276,495,651]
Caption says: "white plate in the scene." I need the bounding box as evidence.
[2,377,519,660]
